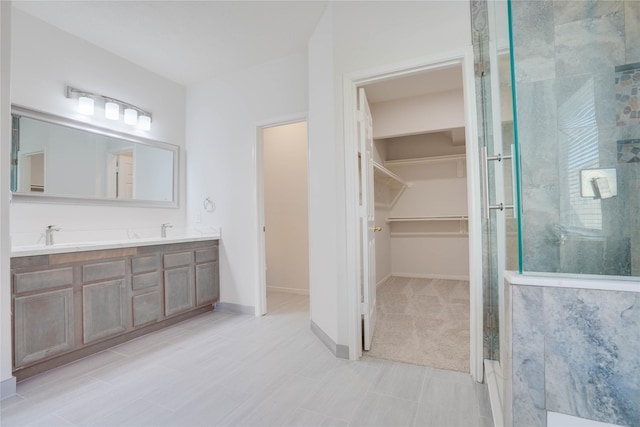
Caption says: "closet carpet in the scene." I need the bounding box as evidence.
[367,276,470,373]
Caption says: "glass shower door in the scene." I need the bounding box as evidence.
[472,0,518,363]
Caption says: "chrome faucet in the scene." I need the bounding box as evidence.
[45,225,60,246]
[161,223,173,238]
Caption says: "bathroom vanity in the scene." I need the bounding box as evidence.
[10,238,219,380]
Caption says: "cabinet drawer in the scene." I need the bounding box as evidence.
[132,271,159,291]
[132,254,160,274]
[14,267,73,294]
[195,247,218,263]
[164,251,194,268]
[83,260,126,283]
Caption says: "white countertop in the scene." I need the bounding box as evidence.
[11,229,221,257]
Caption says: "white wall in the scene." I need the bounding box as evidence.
[307,6,339,341]
[3,9,186,393]
[306,1,472,348]
[10,10,187,239]
[263,122,309,294]
[0,0,13,396]
[371,89,465,139]
[391,236,469,279]
[185,51,308,310]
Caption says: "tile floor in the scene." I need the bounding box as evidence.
[1,291,493,427]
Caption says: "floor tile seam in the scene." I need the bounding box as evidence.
[135,395,179,415]
[38,411,80,427]
[292,406,349,424]
[368,387,424,404]
[19,373,107,401]
[413,366,432,412]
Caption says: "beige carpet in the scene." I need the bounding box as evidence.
[366,276,470,373]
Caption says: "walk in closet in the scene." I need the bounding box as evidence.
[373,130,469,283]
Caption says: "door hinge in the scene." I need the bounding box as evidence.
[475,62,486,78]
[361,302,368,315]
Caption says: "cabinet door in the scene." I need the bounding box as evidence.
[195,262,219,306]
[82,279,127,344]
[164,266,194,316]
[14,288,74,367]
[132,290,161,326]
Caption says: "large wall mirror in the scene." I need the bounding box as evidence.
[11,106,179,207]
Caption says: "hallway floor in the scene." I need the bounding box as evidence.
[1,291,492,427]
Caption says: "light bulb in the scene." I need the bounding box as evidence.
[124,108,138,125]
[78,96,94,115]
[105,102,119,120]
[138,115,151,131]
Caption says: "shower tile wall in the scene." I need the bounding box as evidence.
[512,0,640,276]
[506,282,640,427]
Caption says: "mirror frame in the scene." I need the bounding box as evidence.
[11,105,179,208]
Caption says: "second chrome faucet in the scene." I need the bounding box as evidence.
[161,223,173,238]
[45,225,60,246]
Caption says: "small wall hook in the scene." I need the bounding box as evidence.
[203,197,215,213]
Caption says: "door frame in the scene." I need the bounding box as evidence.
[342,48,484,382]
[254,113,309,317]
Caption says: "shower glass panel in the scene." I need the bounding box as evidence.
[472,0,517,361]
[509,0,640,277]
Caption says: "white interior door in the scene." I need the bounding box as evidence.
[358,88,377,351]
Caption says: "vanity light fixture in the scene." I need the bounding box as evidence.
[138,115,151,131]
[78,96,94,115]
[65,86,152,130]
[104,101,119,120]
[123,108,138,125]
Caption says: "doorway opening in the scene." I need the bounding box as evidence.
[257,120,310,316]
[107,151,134,199]
[360,65,471,373]
[19,151,45,193]
[344,51,484,381]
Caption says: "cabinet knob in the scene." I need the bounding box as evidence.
[370,226,382,232]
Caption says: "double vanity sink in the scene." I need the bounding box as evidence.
[10,227,221,380]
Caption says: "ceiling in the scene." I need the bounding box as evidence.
[13,0,328,86]
[364,64,464,104]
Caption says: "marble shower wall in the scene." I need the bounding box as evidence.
[506,281,640,426]
[511,0,640,276]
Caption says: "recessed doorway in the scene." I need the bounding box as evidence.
[257,120,310,315]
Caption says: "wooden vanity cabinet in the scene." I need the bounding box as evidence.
[11,239,219,380]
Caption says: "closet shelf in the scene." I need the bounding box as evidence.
[385,215,468,222]
[385,154,466,178]
[390,231,469,237]
[384,154,465,167]
[373,161,408,209]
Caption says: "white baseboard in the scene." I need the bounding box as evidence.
[266,286,309,296]
[391,272,470,281]
[376,273,392,288]
[310,320,349,359]
[0,377,16,400]
[485,359,503,427]
[214,302,255,315]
